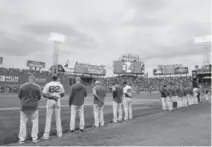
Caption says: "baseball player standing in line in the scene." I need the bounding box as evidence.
[42,74,65,139]
[92,81,106,127]
[160,85,167,111]
[187,86,193,105]
[69,77,87,133]
[176,85,182,108]
[112,81,123,123]
[123,81,133,121]
[182,86,188,107]
[193,86,199,104]
[171,85,177,109]
[18,75,42,144]
[166,85,173,111]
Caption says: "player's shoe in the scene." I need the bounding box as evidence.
[111,120,117,123]
[69,130,75,134]
[79,129,84,134]
[32,139,39,143]
[100,124,104,127]
[18,140,25,144]
[93,124,99,128]
[41,136,49,140]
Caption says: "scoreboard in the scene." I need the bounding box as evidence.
[153,64,189,75]
[74,62,106,76]
[113,61,145,74]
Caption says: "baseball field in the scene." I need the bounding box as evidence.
[0,92,162,145]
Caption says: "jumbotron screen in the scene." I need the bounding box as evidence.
[74,63,106,76]
[113,61,145,74]
[153,64,189,75]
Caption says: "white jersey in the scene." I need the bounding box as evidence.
[123,85,132,98]
[193,88,198,96]
[43,81,65,99]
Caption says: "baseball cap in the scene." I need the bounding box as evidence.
[75,77,81,82]
[95,80,100,84]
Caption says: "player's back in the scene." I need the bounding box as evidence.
[43,81,64,98]
[113,84,123,102]
[123,85,132,98]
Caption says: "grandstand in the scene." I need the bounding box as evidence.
[0,54,211,94]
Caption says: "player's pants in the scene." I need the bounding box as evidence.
[19,110,38,142]
[43,99,62,138]
[166,97,173,110]
[112,101,123,122]
[205,94,209,101]
[172,96,178,109]
[177,97,183,108]
[188,95,193,105]
[123,97,132,120]
[161,97,167,110]
[93,104,104,127]
[70,105,84,130]
[183,96,188,107]
[197,94,201,103]
[193,94,198,104]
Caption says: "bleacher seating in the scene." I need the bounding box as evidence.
[99,76,193,92]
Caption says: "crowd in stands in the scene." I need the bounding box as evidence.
[0,67,50,75]
[100,76,193,92]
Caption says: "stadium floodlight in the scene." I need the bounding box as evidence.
[193,35,211,44]
[48,32,66,74]
[193,35,211,66]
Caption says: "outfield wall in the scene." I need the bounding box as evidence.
[0,72,70,93]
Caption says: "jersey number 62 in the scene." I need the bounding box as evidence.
[49,86,60,93]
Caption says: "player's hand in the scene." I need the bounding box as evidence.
[50,96,58,101]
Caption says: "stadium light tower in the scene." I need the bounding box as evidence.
[48,32,66,74]
[194,35,211,65]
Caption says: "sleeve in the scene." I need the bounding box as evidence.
[123,87,127,94]
[84,86,87,97]
[112,86,116,91]
[42,84,49,94]
[18,85,23,99]
[60,84,65,94]
[93,87,96,95]
[36,86,42,100]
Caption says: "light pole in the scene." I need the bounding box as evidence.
[194,35,211,66]
[48,32,66,74]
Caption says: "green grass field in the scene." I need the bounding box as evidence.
[0,92,161,145]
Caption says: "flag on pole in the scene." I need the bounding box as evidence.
[64,59,69,67]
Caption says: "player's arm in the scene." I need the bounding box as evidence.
[84,86,87,97]
[93,87,103,104]
[69,86,74,106]
[18,85,23,100]
[112,86,116,98]
[36,85,42,101]
[60,84,65,98]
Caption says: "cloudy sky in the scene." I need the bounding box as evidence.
[0,0,211,76]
